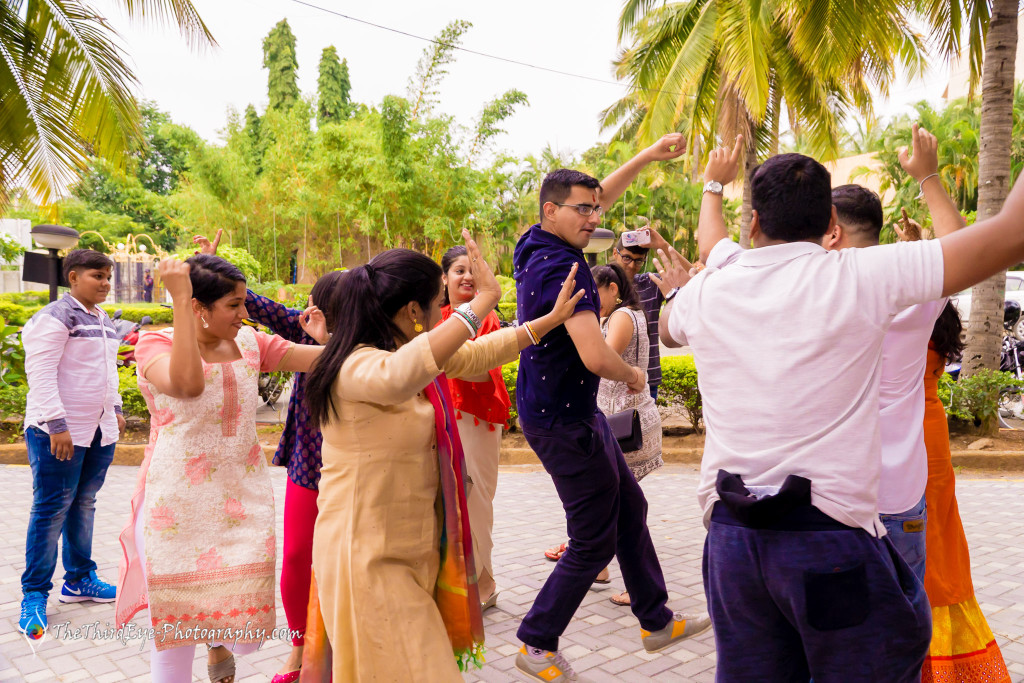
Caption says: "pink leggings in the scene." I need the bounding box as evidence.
[281,478,319,647]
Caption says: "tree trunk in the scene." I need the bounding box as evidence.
[739,129,758,248]
[960,0,1017,436]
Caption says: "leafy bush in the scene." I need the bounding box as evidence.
[943,369,1024,429]
[501,360,518,428]
[176,244,262,281]
[0,321,26,384]
[101,304,172,324]
[0,301,41,325]
[496,303,517,324]
[0,382,28,419]
[496,275,516,304]
[248,281,314,306]
[118,365,149,419]
[0,291,48,307]
[658,355,703,433]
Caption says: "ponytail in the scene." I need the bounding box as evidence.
[305,249,442,427]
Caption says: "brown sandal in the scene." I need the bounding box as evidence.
[207,645,235,683]
[610,591,631,607]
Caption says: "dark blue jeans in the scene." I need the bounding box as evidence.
[517,414,673,651]
[704,503,931,682]
[22,427,115,594]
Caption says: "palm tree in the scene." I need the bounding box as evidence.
[609,0,927,245]
[0,1,214,207]
[957,0,1018,408]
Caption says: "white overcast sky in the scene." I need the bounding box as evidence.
[96,0,953,160]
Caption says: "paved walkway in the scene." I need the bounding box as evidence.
[3,464,1024,682]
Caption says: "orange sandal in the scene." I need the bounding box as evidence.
[544,542,567,562]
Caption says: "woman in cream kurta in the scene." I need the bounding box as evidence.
[312,327,519,682]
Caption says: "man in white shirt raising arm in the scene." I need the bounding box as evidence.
[653,144,1024,682]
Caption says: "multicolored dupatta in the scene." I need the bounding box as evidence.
[424,375,486,671]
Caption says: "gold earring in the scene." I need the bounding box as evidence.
[414,321,424,333]
[616,297,622,304]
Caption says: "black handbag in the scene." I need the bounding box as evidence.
[607,311,644,452]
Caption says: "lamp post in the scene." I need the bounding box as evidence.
[30,225,80,302]
[582,227,616,266]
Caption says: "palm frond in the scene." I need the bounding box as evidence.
[116,0,216,49]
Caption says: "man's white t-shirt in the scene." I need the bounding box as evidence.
[668,238,944,536]
[876,299,946,514]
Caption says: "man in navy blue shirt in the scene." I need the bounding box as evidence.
[513,134,711,682]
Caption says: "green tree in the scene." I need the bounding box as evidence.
[408,19,472,118]
[242,104,264,174]
[0,0,214,207]
[467,89,529,166]
[263,19,300,112]
[317,46,351,126]
[610,0,926,244]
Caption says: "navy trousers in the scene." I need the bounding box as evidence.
[517,414,673,651]
[704,503,932,682]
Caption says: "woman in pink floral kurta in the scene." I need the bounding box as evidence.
[115,255,326,683]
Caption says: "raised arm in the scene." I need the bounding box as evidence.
[697,136,744,264]
[143,259,205,399]
[599,133,686,207]
[898,124,966,237]
[245,290,308,343]
[940,175,1024,296]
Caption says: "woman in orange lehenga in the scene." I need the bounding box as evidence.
[921,302,1010,682]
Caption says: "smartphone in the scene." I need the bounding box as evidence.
[621,228,651,248]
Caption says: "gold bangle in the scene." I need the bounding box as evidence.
[524,321,541,345]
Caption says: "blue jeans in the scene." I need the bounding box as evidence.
[22,427,115,594]
[879,495,927,583]
[704,503,931,682]
[650,385,658,402]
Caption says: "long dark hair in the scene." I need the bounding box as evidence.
[186,254,245,307]
[931,300,965,366]
[305,249,442,427]
[440,245,468,307]
[310,270,347,329]
[591,263,640,312]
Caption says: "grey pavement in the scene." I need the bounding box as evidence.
[3,464,1024,682]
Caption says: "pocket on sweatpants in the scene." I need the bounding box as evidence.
[804,562,870,631]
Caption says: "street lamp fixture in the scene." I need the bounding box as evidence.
[582,227,616,266]
[30,224,80,302]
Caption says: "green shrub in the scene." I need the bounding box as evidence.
[101,304,172,324]
[496,275,516,305]
[496,303,517,323]
[658,355,703,433]
[0,382,28,419]
[0,320,25,384]
[0,291,48,307]
[502,360,518,428]
[118,365,150,419]
[248,281,315,306]
[0,301,30,325]
[943,369,1024,429]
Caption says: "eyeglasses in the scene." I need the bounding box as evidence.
[617,252,647,266]
[552,202,605,217]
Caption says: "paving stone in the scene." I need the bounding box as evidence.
[5,465,1024,681]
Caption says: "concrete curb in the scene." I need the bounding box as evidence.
[2,443,1022,471]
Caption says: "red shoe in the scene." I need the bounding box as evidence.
[544,542,567,562]
[271,670,300,683]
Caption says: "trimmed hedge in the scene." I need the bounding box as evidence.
[101,304,172,324]
[118,365,149,418]
[496,303,517,323]
[499,355,702,432]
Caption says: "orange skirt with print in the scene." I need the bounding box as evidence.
[921,349,1009,683]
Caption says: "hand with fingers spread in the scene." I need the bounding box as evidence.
[545,263,586,326]
[193,229,223,256]
[898,123,939,184]
[705,135,744,186]
[643,132,687,162]
[463,229,502,315]
[650,245,695,293]
[299,305,329,344]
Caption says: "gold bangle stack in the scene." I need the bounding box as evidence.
[523,321,541,345]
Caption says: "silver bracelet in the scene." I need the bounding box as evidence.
[451,310,476,336]
[457,302,482,333]
[917,173,939,197]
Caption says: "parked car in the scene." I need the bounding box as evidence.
[951,271,1024,340]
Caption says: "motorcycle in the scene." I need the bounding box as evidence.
[998,301,1024,423]
[117,315,153,368]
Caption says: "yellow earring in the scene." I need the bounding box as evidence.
[414,321,424,333]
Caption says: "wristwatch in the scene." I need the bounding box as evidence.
[703,180,724,196]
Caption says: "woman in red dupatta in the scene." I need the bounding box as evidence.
[304,233,582,680]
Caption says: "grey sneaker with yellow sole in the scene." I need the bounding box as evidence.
[641,611,713,653]
[514,645,588,682]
